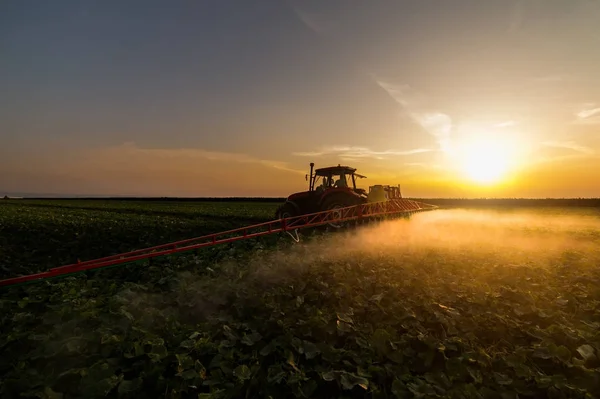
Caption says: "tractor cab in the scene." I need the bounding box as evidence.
[309,165,367,196]
[276,163,369,220]
[276,162,406,224]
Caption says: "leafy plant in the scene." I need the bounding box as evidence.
[1,201,600,398]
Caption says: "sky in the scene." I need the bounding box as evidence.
[1,0,599,198]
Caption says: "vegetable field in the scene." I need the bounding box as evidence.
[1,199,600,398]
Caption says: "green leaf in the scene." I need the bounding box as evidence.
[233,365,251,381]
[86,360,116,381]
[322,371,336,382]
[303,341,320,359]
[424,372,452,390]
[195,360,207,375]
[445,357,469,381]
[286,351,300,372]
[553,345,571,363]
[336,320,353,333]
[321,371,368,390]
[340,372,369,390]
[176,353,195,369]
[148,343,168,362]
[576,344,596,362]
[533,346,553,359]
[64,337,86,353]
[355,337,370,349]
[180,339,195,349]
[467,367,483,384]
[369,293,384,303]
[371,329,391,355]
[29,334,48,342]
[119,308,134,321]
[80,375,122,397]
[392,379,408,397]
[222,325,238,341]
[407,379,436,396]
[241,331,262,346]
[299,380,318,397]
[18,298,29,308]
[337,312,353,324]
[198,393,224,399]
[101,334,121,344]
[117,378,142,396]
[385,350,404,364]
[493,372,513,386]
[179,369,200,380]
[267,365,286,384]
[37,387,63,399]
[260,340,277,356]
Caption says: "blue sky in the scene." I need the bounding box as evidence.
[1,0,599,197]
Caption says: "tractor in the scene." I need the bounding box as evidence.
[276,163,403,228]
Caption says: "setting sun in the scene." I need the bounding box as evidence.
[450,137,514,185]
[461,140,509,183]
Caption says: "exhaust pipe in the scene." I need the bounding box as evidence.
[308,162,314,190]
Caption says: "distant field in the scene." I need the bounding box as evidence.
[412,198,600,208]
[0,199,279,278]
[1,200,600,398]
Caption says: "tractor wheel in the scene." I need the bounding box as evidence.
[321,194,361,229]
[276,201,298,220]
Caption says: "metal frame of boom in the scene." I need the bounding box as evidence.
[0,199,436,288]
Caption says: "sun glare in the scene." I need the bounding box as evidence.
[456,138,512,185]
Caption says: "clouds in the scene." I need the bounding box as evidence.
[290,5,333,34]
[114,143,305,175]
[526,140,597,168]
[292,146,433,161]
[0,143,308,197]
[541,140,595,156]
[575,104,600,124]
[577,108,600,119]
[494,121,517,128]
[373,78,453,152]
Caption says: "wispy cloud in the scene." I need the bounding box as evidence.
[575,104,600,124]
[1,142,311,197]
[114,142,306,175]
[541,140,595,155]
[494,120,517,128]
[292,8,327,33]
[293,146,433,161]
[372,77,452,152]
[288,1,336,35]
[577,108,600,119]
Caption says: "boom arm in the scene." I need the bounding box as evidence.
[0,199,436,288]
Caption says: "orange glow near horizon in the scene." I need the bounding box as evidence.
[2,2,600,198]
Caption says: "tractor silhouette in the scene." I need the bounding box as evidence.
[276,163,402,228]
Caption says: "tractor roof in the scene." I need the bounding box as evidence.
[314,165,366,178]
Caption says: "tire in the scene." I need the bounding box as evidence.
[320,194,362,229]
[276,201,298,219]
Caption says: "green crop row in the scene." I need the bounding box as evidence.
[1,202,600,398]
[0,200,279,278]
